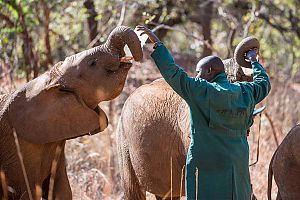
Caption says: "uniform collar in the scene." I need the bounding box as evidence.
[210,72,228,83]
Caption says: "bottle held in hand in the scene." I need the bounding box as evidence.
[245,48,259,62]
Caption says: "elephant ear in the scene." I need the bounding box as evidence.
[8,76,108,144]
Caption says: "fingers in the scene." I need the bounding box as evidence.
[136,25,151,32]
[138,31,148,36]
[136,28,149,36]
[135,25,160,44]
[120,56,133,63]
[136,25,148,29]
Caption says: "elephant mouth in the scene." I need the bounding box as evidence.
[120,60,133,70]
[120,56,134,69]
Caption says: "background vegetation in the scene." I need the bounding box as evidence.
[1,0,300,199]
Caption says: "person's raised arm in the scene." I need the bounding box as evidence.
[244,49,271,104]
[135,25,207,102]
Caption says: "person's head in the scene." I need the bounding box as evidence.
[196,55,225,81]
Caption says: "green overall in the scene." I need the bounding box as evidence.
[151,44,271,200]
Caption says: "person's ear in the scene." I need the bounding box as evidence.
[207,67,212,74]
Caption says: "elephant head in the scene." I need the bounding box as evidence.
[7,26,143,144]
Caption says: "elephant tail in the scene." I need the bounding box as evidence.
[267,150,276,200]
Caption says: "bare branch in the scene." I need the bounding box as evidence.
[117,1,127,27]
[256,12,289,34]
[243,2,257,38]
[227,28,236,58]
[256,1,300,38]
[149,22,221,55]
[84,0,99,43]
[264,111,280,147]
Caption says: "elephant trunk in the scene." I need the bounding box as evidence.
[105,26,143,63]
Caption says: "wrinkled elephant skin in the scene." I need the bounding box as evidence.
[268,124,300,200]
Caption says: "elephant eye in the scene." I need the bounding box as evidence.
[88,59,97,67]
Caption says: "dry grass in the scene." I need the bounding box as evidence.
[249,80,300,200]
[1,170,8,200]
[12,128,33,200]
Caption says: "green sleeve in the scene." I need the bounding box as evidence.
[151,44,208,102]
[244,61,271,104]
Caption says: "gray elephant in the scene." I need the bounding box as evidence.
[0,26,142,200]
[268,124,300,200]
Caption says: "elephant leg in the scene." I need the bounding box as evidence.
[122,155,146,200]
[52,156,72,200]
[155,195,180,200]
[118,144,145,200]
[41,155,71,200]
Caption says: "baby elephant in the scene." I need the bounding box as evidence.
[0,26,142,200]
[268,124,300,200]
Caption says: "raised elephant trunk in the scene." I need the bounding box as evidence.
[105,26,143,64]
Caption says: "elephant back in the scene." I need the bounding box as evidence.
[118,78,190,196]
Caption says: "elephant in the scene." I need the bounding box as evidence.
[0,26,142,200]
[268,124,300,200]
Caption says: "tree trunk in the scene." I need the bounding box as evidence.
[199,1,213,57]
[188,0,214,58]
[83,0,99,45]
[42,1,53,69]
[18,2,39,80]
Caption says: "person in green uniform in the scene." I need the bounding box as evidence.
[136,25,271,200]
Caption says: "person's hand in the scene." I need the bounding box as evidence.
[120,56,133,63]
[135,25,160,44]
[245,48,259,62]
